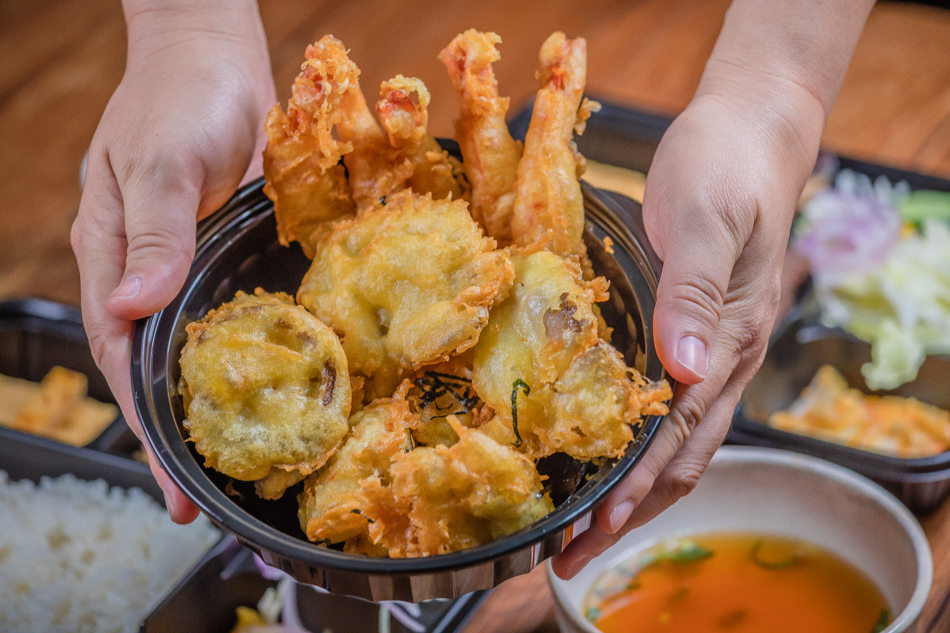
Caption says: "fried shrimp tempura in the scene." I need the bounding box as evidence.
[440,30,523,244]
[511,32,600,259]
[377,75,464,201]
[361,417,553,557]
[297,190,515,399]
[298,391,415,546]
[179,290,351,499]
[331,58,414,210]
[472,250,670,459]
[263,36,357,258]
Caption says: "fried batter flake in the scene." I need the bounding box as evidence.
[297,190,515,399]
[361,418,553,557]
[298,392,415,545]
[179,290,351,497]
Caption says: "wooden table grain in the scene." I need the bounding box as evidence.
[2,1,950,631]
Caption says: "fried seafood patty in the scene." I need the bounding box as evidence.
[297,190,515,399]
[360,418,553,557]
[297,393,416,547]
[473,250,671,460]
[179,290,351,497]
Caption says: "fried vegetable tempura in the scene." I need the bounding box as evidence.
[180,290,351,499]
[377,75,464,201]
[511,32,600,259]
[440,30,523,244]
[361,417,553,557]
[472,250,670,459]
[298,390,415,546]
[297,190,515,399]
[263,36,357,258]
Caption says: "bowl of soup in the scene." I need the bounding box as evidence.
[548,445,932,633]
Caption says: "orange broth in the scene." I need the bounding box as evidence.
[585,533,890,633]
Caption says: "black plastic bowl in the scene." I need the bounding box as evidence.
[131,178,669,601]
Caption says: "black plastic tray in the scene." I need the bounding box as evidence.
[0,297,135,454]
[142,541,487,633]
[732,320,950,513]
[0,423,160,498]
[0,428,484,633]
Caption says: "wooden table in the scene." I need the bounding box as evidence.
[2,1,950,630]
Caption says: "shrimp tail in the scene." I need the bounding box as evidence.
[511,32,597,260]
[377,76,464,201]
[440,29,523,244]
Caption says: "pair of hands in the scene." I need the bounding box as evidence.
[71,3,829,577]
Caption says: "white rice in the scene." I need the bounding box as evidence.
[0,471,219,633]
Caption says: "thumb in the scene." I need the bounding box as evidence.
[650,212,743,386]
[106,174,201,322]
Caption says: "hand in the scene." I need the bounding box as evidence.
[552,82,825,578]
[70,0,276,523]
[551,0,873,578]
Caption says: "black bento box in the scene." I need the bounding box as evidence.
[731,320,950,513]
[0,298,133,453]
[0,378,485,633]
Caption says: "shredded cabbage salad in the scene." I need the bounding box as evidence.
[793,168,950,390]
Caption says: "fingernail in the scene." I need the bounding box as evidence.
[608,500,635,534]
[676,335,707,379]
[163,489,178,517]
[564,555,592,579]
[110,274,142,301]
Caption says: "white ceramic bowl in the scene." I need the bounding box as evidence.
[548,445,933,633]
